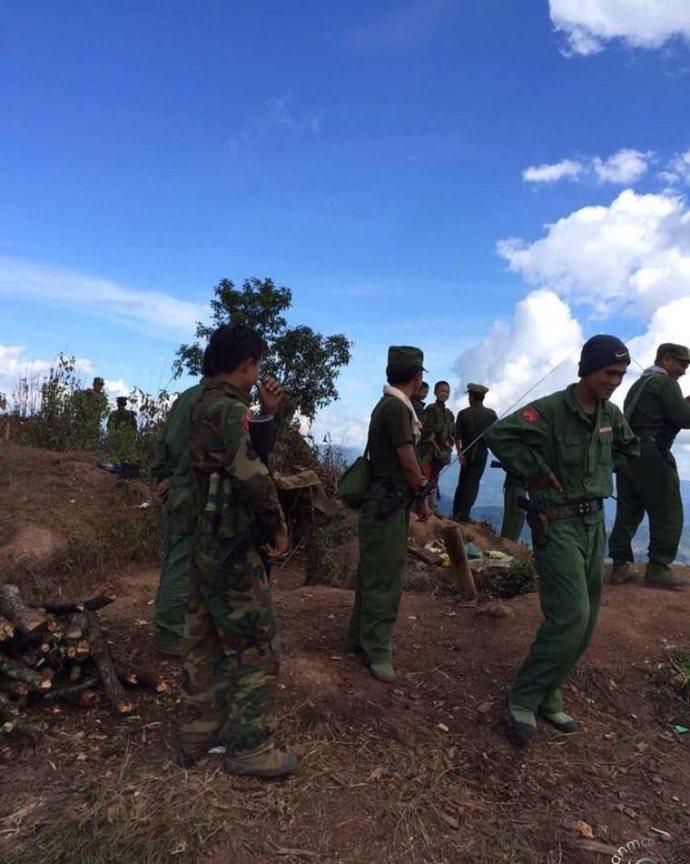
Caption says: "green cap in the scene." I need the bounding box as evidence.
[657,343,690,363]
[467,383,489,395]
[387,345,426,370]
[116,396,128,405]
[93,376,104,386]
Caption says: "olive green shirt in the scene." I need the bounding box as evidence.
[485,385,639,512]
[418,401,455,464]
[367,395,415,488]
[624,371,690,451]
[455,404,497,460]
[151,382,204,483]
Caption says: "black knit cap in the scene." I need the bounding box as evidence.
[578,334,630,378]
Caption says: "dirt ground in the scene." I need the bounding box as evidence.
[0,556,688,864]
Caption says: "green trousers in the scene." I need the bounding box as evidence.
[501,477,526,542]
[511,516,604,714]
[609,441,683,568]
[452,451,488,519]
[348,498,410,665]
[154,499,191,654]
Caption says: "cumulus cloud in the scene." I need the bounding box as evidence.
[0,345,96,400]
[523,149,651,185]
[660,148,690,186]
[0,256,205,338]
[550,0,690,56]
[498,189,690,319]
[522,159,584,183]
[453,290,583,415]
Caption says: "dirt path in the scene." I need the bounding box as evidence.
[0,563,688,864]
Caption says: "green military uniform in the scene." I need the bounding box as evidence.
[501,470,527,543]
[418,401,455,468]
[151,383,204,655]
[609,345,690,580]
[72,378,108,449]
[453,385,497,520]
[179,379,285,760]
[486,385,639,721]
[107,399,137,432]
[348,346,424,676]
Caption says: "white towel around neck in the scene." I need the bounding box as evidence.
[383,384,422,442]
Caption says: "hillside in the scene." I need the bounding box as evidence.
[0,443,688,864]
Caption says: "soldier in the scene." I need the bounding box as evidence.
[609,343,690,589]
[418,381,455,509]
[72,376,108,448]
[452,384,497,522]
[347,346,430,683]
[107,396,137,432]
[485,335,639,741]
[411,381,429,421]
[178,324,294,778]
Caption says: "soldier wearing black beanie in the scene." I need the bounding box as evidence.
[578,334,630,378]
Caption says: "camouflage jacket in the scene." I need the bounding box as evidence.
[418,402,455,463]
[188,379,285,543]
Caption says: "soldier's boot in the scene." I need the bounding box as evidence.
[224,742,298,779]
[644,562,690,590]
[537,709,579,733]
[368,661,396,683]
[605,562,634,586]
[506,698,537,745]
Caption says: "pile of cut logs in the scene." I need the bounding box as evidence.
[0,583,166,735]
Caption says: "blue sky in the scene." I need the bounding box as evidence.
[3,1,690,463]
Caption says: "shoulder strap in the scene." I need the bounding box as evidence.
[624,374,657,421]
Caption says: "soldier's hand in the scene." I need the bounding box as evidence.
[257,377,284,416]
[156,478,171,500]
[414,499,431,522]
[263,523,289,557]
[458,453,468,466]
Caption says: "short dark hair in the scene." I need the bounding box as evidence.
[420,381,429,391]
[434,380,450,392]
[203,324,268,376]
[386,364,422,385]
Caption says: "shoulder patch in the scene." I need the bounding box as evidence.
[241,411,250,432]
[521,405,540,424]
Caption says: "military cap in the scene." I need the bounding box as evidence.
[657,343,690,363]
[387,345,426,370]
[467,383,489,395]
[116,396,128,405]
[93,376,105,386]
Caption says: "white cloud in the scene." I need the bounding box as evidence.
[453,290,583,416]
[522,159,584,183]
[0,256,205,337]
[498,189,690,319]
[660,148,690,186]
[550,0,690,55]
[592,148,651,184]
[0,345,96,401]
[523,148,651,185]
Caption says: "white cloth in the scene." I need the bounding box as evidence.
[383,385,422,442]
[641,364,668,378]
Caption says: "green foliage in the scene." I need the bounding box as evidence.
[173,276,352,420]
[481,553,538,599]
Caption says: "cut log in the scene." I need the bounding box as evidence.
[440,525,477,602]
[0,654,52,692]
[116,665,168,694]
[43,589,116,616]
[85,612,134,713]
[407,545,443,566]
[0,584,46,635]
[0,616,15,642]
[46,674,99,703]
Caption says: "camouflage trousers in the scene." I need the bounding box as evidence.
[179,538,279,758]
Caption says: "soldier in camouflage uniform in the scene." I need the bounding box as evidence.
[418,381,455,509]
[179,324,294,778]
[72,376,109,449]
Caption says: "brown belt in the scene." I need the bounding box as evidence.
[545,499,604,520]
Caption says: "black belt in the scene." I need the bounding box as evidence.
[544,499,604,520]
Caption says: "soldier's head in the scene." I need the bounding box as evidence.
[578,334,630,400]
[92,377,105,393]
[416,381,429,400]
[116,396,128,408]
[655,343,690,380]
[467,383,488,405]
[203,324,269,392]
[386,346,425,394]
[434,380,450,403]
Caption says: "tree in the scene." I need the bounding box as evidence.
[173,277,352,420]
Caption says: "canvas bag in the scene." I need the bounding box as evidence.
[337,447,371,509]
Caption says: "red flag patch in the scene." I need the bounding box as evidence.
[242,412,250,432]
[521,405,540,423]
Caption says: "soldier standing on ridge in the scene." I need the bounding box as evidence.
[452,384,497,522]
[418,381,455,510]
[178,323,294,778]
[608,343,690,589]
[347,346,430,684]
[73,376,109,448]
[107,396,137,432]
[485,335,639,742]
